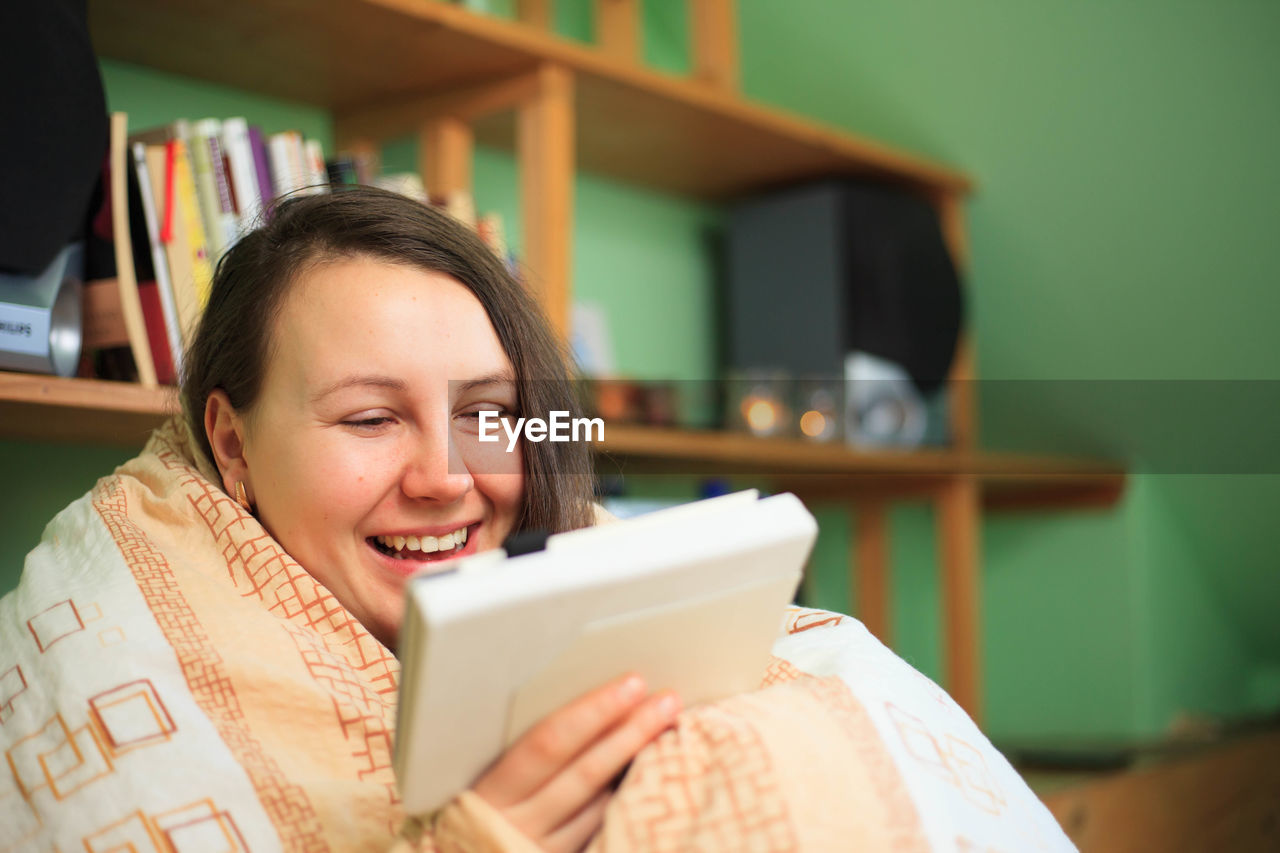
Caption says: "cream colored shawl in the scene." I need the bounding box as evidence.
[0,418,1072,852]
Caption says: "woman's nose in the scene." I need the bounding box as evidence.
[400,431,474,503]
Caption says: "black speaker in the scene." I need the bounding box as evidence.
[0,0,108,277]
[725,180,963,386]
[723,181,963,445]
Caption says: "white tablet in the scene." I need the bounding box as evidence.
[394,490,818,816]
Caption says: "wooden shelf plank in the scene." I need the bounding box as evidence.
[0,372,176,447]
[89,0,972,199]
[0,375,1124,508]
[596,423,1126,510]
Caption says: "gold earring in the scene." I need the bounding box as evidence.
[234,481,253,513]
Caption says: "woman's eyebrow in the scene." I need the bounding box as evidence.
[452,371,516,395]
[310,374,408,403]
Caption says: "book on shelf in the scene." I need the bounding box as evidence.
[220,117,265,234]
[70,111,510,387]
[268,130,307,198]
[247,125,274,213]
[131,138,209,346]
[167,140,216,313]
[394,489,817,815]
[303,139,328,192]
[122,151,177,386]
[130,141,184,379]
[135,281,175,385]
[189,118,240,260]
[130,122,215,320]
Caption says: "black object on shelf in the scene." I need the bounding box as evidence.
[723,180,964,393]
[0,0,109,278]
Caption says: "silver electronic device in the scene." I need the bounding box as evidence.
[0,242,85,377]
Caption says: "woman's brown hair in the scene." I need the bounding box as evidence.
[180,185,594,534]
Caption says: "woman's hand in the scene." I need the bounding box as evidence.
[472,674,681,852]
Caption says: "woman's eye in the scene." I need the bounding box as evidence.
[342,416,394,432]
[456,407,514,433]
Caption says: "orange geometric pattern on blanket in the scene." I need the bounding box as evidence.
[783,607,847,634]
[151,434,398,689]
[286,624,398,811]
[597,670,931,852]
[91,476,328,853]
[81,799,251,853]
[150,424,402,829]
[0,663,28,725]
[759,655,803,688]
[801,676,929,852]
[26,598,85,652]
[88,679,178,757]
[605,699,797,851]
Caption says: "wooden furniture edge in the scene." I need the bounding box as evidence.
[345,0,973,194]
[1039,728,1280,851]
[0,372,176,446]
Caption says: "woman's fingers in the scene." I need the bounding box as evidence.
[542,787,613,853]
[475,673,647,807]
[511,690,682,839]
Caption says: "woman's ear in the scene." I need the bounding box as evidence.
[205,390,250,495]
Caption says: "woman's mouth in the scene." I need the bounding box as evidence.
[368,525,471,562]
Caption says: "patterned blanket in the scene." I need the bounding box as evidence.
[0,419,1073,852]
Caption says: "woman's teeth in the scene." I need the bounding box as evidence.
[373,527,468,559]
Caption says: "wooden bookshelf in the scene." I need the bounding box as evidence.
[89,0,970,200]
[70,0,1128,722]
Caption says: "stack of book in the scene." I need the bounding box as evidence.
[79,113,332,386]
[79,112,513,388]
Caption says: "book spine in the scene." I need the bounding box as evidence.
[144,145,199,342]
[195,119,241,254]
[222,117,263,231]
[304,138,328,194]
[268,133,296,198]
[131,141,184,377]
[248,125,274,208]
[187,121,228,260]
[171,141,215,311]
[287,132,308,196]
[137,279,176,385]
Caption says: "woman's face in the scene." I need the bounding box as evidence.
[235,256,524,648]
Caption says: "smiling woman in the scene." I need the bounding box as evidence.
[0,187,1075,852]
[0,187,686,853]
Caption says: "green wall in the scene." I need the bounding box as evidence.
[4,0,1278,743]
[731,0,1280,739]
